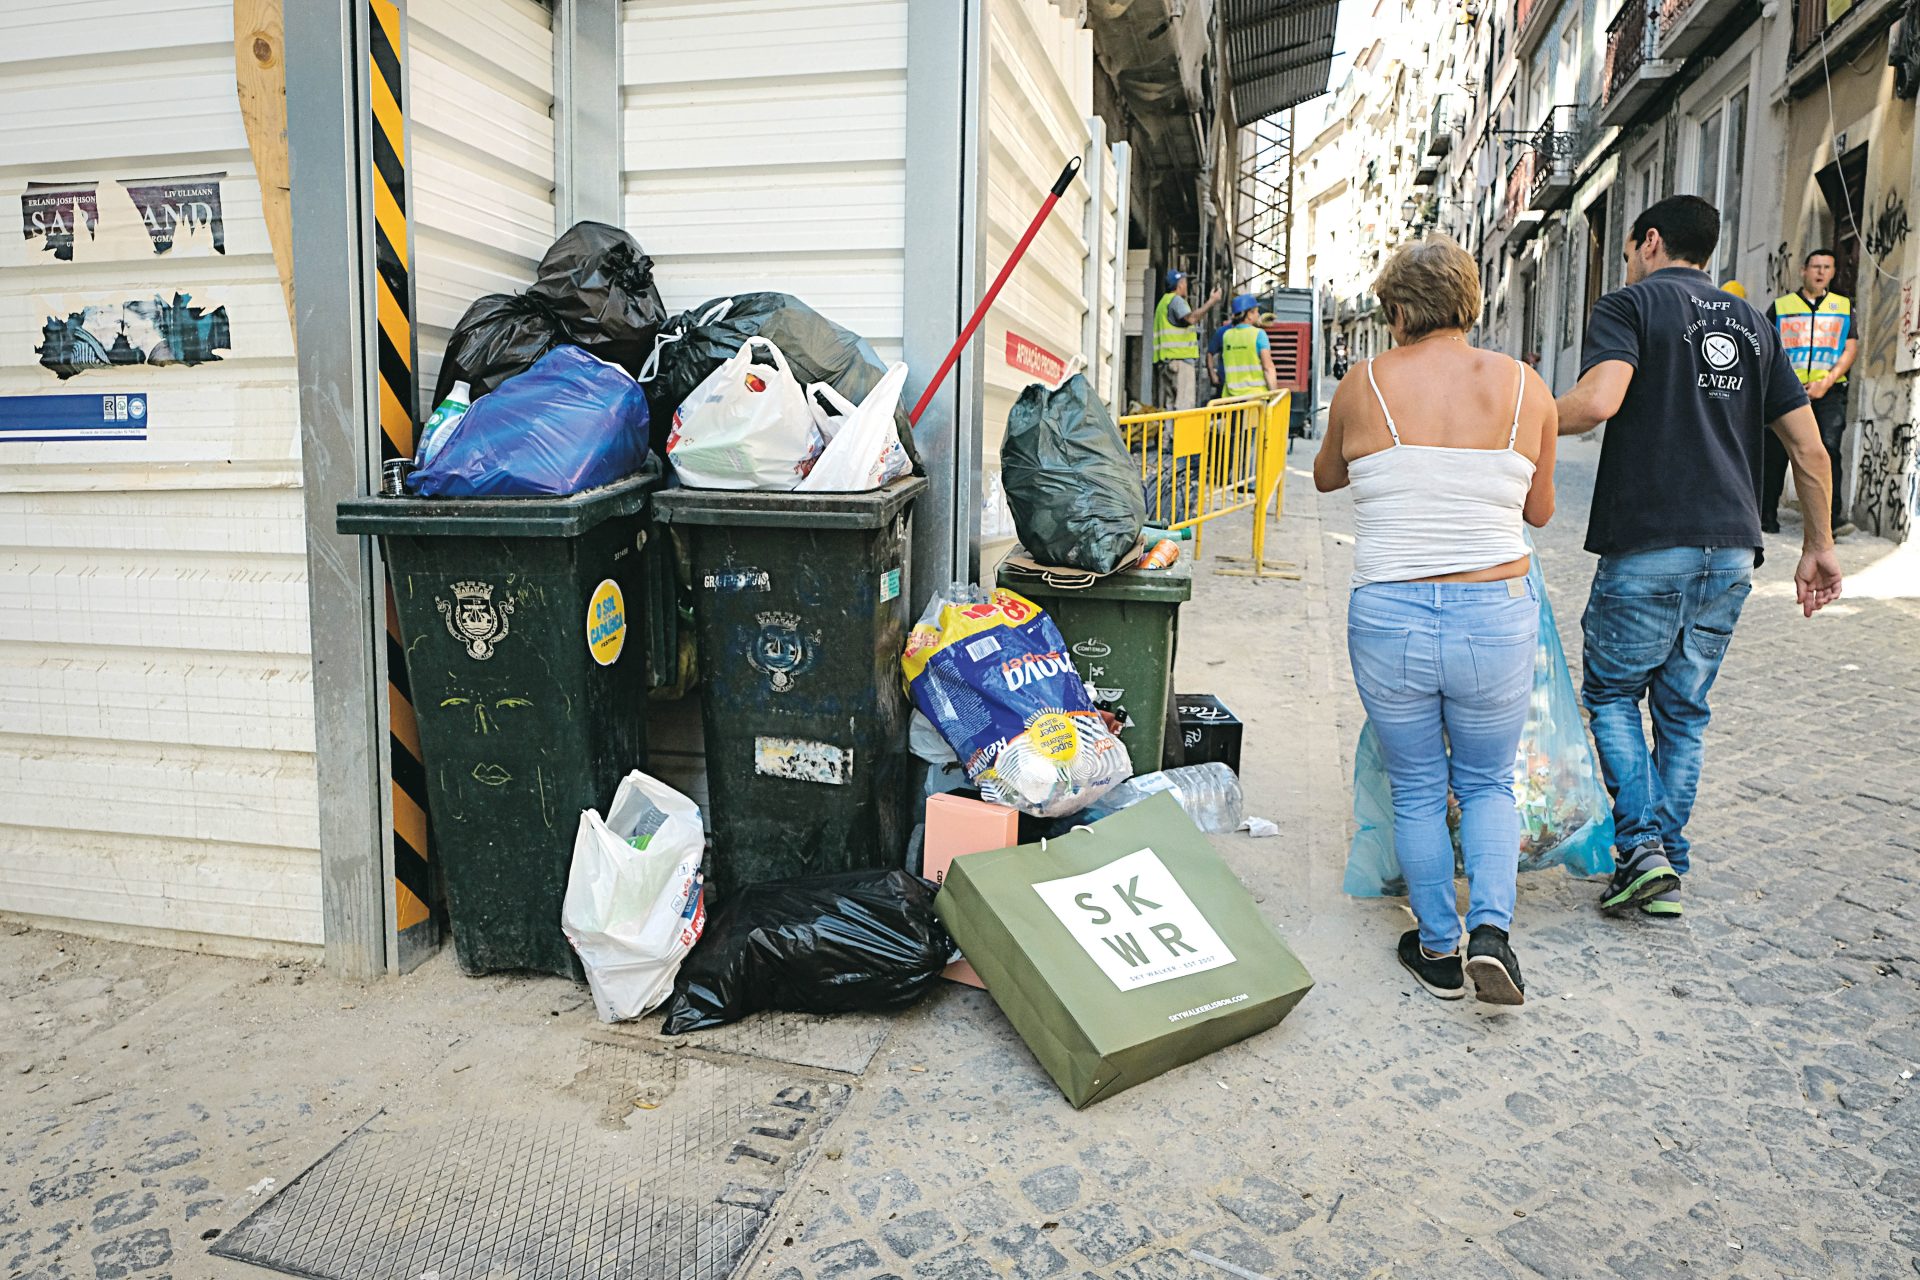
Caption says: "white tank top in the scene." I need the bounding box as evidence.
[1348,357,1536,586]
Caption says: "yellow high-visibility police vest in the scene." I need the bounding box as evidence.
[1153,293,1198,362]
[1771,291,1852,383]
[1220,323,1267,396]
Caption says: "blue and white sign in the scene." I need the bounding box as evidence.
[0,392,148,443]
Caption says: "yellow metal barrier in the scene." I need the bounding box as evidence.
[1118,391,1298,578]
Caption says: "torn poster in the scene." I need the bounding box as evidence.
[118,173,225,256]
[21,183,101,261]
[34,292,231,379]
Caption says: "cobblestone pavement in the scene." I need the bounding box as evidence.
[2,439,1916,1280]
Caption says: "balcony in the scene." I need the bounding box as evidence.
[1427,95,1456,155]
[1414,137,1441,185]
[1527,105,1580,209]
[1600,0,1681,128]
[1500,152,1545,244]
[1515,0,1561,53]
[1658,0,1745,58]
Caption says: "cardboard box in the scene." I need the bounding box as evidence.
[1176,693,1243,773]
[923,793,1021,988]
[935,792,1313,1107]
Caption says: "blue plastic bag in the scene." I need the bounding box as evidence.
[1343,557,1615,897]
[409,344,649,498]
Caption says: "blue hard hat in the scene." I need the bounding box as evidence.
[1232,293,1259,315]
[1166,269,1186,288]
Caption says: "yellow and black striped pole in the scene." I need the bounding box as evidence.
[368,0,434,939]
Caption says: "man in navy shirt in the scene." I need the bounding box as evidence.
[1556,196,1842,920]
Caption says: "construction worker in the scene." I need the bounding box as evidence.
[1762,248,1858,535]
[1153,269,1222,410]
[1212,294,1280,398]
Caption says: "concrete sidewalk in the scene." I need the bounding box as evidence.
[3,438,1917,1280]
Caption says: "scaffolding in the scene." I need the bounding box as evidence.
[1234,111,1294,295]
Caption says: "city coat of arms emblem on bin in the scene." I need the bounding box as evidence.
[438,580,513,660]
[746,610,819,693]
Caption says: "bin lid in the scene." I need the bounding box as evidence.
[995,548,1194,603]
[336,460,663,539]
[652,475,926,530]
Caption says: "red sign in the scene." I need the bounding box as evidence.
[1005,331,1066,383]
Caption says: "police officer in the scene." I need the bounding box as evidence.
[1210,294,1280,399]
[1152,269,1222,410]
[1763,249,1859,535]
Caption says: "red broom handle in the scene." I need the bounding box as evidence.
[908,155,1083,427]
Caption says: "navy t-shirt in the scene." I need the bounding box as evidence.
[1580,267,1809,558]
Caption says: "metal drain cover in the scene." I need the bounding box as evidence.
[212,1049,849,1280]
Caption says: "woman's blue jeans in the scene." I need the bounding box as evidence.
[1349,578,1540,954]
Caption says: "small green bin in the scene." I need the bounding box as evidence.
[652,477,924,898]
[995,552,1194,773]
[337,463,663,978]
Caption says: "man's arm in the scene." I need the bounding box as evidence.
[1555,361,1634,435]
[1769,403,1844,616]
[1261,345,1280,392]
[1812,336,1859,397]
[1176,287,1224,326]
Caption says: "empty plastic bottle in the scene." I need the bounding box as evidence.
[1092,762,1244,833]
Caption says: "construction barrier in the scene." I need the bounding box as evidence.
[1118,392,1298,578]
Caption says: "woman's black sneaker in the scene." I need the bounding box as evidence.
[1466,925,1525,1006]
[1397,930,1465,1000]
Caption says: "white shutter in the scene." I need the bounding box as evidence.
[0,2,316,948]
[409,0,558,414]
[619,0,910,358]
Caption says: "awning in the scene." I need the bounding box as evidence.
[1225,0,1341,122]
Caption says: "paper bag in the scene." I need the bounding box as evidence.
[934,792,1312,1108]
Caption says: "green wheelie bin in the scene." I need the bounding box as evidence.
[337,462,663,977]
[995,552,1194,773]
[652,476,924,898]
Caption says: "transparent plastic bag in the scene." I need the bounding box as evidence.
[1343,559,1616,896]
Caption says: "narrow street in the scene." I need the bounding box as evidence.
[5,439,1915,1280]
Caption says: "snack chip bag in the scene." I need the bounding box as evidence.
[902,586,1132,818]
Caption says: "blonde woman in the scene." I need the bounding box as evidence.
[1315,236,1558,1006]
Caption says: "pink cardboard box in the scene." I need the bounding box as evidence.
[924,793,1021,988]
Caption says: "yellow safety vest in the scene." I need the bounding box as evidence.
[1771,291,1852,384]
[1154,293,1199,362]
[1220,324,1267,397]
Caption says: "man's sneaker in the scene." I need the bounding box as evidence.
[1465,925,1526,1006]
[1761,519,1781,534]
[1601,844,1681,916]
[1641,884,1683,918]
[1397,930,1464,1000]
[1835,521,1857,538]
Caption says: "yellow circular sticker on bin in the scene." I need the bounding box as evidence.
[1026,712,1079,762]
[586,579,626,666]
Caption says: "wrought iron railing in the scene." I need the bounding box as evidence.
[1527,105,1581,203]
[1658,0,1705,38]
[1604,0,1657,106]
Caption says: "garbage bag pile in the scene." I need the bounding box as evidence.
[1343,558,1615,896]
[408,226,918,498]
[1002,374,1146,575]
[901,585,1132,818]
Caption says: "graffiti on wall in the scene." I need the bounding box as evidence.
[1767,242,1795,296]
[1855,418,1917,543]
[1863,188,1911,261]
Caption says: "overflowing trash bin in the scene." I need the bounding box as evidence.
[337,464,663,977]
[653,477,925,896]
[996,553,1194,772]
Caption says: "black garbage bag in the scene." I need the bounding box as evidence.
[1002,374,1147,574]
[641,292,920,467]
[524,221,666,375]
[659,869,951,1034]
[431,292,564,405]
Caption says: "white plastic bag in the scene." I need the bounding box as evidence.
[796,362,914,492]
[665,335,822,490]
[562,771,708,1022]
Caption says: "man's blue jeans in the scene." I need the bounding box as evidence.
[1580,547,1754,873]
[1349,579,1539,954]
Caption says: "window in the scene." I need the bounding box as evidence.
[1689,84,1749,279]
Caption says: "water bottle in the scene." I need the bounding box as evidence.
[1094,762,1244,833]
[416,380,472,466]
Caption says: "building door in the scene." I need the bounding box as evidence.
[1815,144,1869,298]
